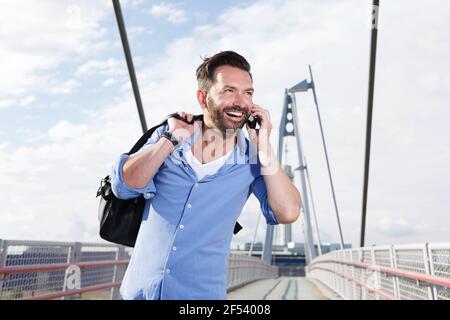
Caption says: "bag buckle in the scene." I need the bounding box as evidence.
[96,176,109,198]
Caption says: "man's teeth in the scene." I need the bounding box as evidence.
[226,111,243,117]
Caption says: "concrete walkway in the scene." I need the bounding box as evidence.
[227,277,332,300]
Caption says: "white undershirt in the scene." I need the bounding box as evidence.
[184,147,233,180]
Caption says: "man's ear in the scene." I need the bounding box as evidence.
[196,90,207,110]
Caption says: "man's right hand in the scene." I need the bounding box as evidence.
[168,112,201,143]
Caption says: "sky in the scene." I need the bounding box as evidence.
[0,0,449,249]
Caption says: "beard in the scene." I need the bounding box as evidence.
[206,96,250,134]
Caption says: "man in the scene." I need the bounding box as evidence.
[111,51,301,300]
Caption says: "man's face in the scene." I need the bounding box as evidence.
[203,65,254,133]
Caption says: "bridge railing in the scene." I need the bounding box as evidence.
[0,239,131,300]
[0,239,277,300]
[227,254,279,291]
[306,243,450,300]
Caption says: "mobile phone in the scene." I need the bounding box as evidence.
[246,115,259,129]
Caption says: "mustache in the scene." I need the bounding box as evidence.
[222,107,249,114]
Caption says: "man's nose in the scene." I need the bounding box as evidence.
[232,93,248,109]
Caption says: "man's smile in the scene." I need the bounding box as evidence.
[224,110,244,122]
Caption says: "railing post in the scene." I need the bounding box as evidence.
[424,243,436,300]
[358,248,365,300]
[370,246,380,300]
[0,240,8,299]
[0,239,7,268]
[110,246,125,300]
[389,245,400,299]
[342,251,349,299]
[351,249,358,300]
[391,245,402,299]
[337,251,344,298]
[67,242,82,265]
[63,242,82,300]
[347,250,354,299]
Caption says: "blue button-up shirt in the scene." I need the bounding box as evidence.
[110,124,279,300]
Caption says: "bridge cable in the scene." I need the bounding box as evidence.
[309,65,345,249]
[112,0,148,133]
[360,0,380,247]
[304,156,323,255]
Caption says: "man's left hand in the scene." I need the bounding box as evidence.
[246,104,272,145]
[246,104,275,169]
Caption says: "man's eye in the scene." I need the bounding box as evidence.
[246,91,254,96]
[225,89,233,93]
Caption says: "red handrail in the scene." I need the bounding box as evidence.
[309,258,450,288]
[0,260,129,275]
[21,282,122,300]
[311,266,397,300]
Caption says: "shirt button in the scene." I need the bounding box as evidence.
[179,224,185,230]
[145,192,151,197]
[187,203,192,208]
[166,268,171,274]
[172,246,177,251]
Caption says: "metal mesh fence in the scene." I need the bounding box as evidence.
[0,241,73,299]
[374,246,397,299]
[0,240,130,300]
[0,239,276,300]
[428,244,450,300]
[306,243,450,300]
[227,254,279,291]
[394,245,432,300]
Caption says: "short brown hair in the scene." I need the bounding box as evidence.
[196,51,252,91]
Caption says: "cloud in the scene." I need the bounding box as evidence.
[0,98,141,242]
[102,78,117,87]
[128,26,154,39]
[376,217,422,238]
[0,0,111,101]
[19,95,36,107]
[123,0,145,8]
[0,96,36,108]
[0,99,16,109]
[47,120,89,142]
[74,58,127,89]
[75,58,125,78]
[149,2,187,24]
[48,79,82,95]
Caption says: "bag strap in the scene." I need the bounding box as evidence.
[126,113,203,155]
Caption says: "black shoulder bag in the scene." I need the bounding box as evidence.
[96,113,242,247]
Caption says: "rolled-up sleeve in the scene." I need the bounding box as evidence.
[250,175,279,225]
[110,124,168,200]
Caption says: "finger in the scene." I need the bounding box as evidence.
[250,110,266,121]
[176,111,186,120]
[251,106,269,117]
[250,112,272,132]
[186,113,194,123]
[252,108,271,120]
[251,104,265,112]
[251,105,270,119]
